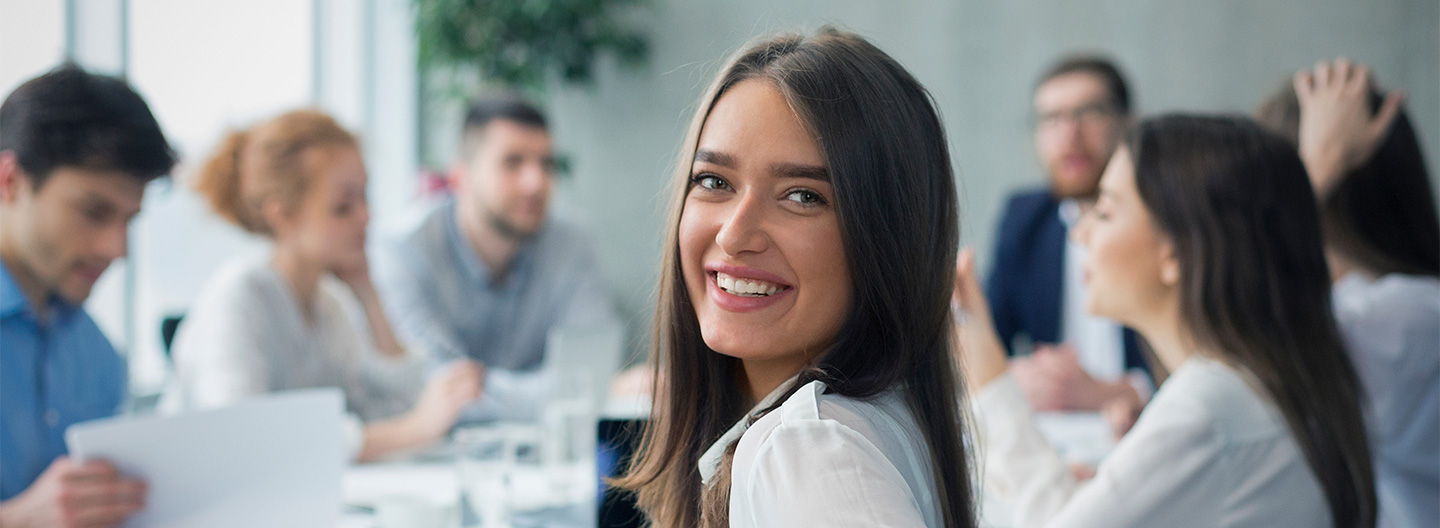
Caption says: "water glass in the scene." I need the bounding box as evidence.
[454,426,512,528]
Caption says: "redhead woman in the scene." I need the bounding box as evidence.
[167,110,482,462]
[616,29,976,528]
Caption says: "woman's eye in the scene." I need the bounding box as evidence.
[785,189,826,206]
[690,174,729,191]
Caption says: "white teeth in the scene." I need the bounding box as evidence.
[715,272,784,297]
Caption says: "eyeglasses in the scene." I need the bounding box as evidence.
[1034,102,1120,131]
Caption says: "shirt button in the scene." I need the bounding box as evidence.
[45,410,59,428]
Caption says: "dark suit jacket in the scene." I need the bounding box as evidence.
[985,188,1148,374]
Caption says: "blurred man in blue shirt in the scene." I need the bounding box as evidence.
[0,65,175,527]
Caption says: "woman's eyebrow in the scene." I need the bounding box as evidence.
[771,162,829,183]
[695,149,828,182]
[694,149,736,168]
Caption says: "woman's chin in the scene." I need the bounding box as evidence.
[700,331,770,362]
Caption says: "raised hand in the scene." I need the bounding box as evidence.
[952,248,1009,391]
[1293,57,1405,195]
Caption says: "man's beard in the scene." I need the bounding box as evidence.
[487,208,540,241]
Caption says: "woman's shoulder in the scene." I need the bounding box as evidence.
[196,256,283,304]
[736,380,924,481]
[175,258,283,333]
[750,381,909,439]
[727,381,936,526]
[1334,272,1440,327]
[1143,358,1287,444]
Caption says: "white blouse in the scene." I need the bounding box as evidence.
[973,356,1330,528]
[1333,272,1439,528]
[163,257,423,457]
[698,379,945,527]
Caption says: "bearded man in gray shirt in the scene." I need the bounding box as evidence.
[373,98,620,421]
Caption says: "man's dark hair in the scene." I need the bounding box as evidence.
[460,97,548,157]
[0,63,176,188]
[1035,55,1132,114]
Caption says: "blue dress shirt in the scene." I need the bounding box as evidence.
[0,260,126,501]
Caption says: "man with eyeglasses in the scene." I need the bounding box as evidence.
[983,56,1151,433]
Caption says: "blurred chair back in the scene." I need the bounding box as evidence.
[542,322,626,409]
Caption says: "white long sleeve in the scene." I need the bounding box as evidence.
[165,257,408,460]
[973,357,1330,528]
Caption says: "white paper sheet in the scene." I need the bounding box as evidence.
[65,388,346,528]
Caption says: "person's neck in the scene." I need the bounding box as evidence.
[0,243,50,316]
[1325,246,1373,283]
[739,355,810,406]
[270,244,323,323]
[1133,304,1198,373]
[457,208,521,280]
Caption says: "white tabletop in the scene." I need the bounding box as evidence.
[341,448,594,528]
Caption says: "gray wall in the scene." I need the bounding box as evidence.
[467,0,1439,354]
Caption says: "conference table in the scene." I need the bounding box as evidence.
[338,410,1113,528]
[340,446,594,528]
[340,394,652,528]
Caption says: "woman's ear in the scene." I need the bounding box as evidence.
[1159,238,1181,287]
[260,198,293,236]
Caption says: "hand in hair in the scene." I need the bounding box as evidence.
[952,248,1009,392]
[1293,57,1406,195]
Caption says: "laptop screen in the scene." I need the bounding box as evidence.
[597,418,645,528]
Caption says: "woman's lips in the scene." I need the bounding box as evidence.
[706,271,793,313]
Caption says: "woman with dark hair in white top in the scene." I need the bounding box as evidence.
[614,28,977,528]
[957,114,1376,527]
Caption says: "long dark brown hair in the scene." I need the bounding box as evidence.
[1129,115,1376,528]
[1256,83,1440,277]
[614,28,976,528]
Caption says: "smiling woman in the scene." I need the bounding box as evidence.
[615,28,975,528]
[681,79,852,403]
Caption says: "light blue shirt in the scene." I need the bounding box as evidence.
[1333,272,1440,528]
[373,200,619,420]
[0,260,126,501]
